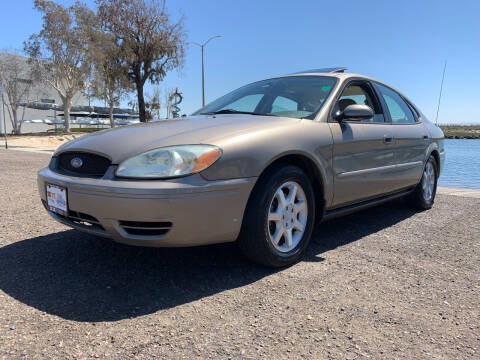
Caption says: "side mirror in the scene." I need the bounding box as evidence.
[336,104,374,121]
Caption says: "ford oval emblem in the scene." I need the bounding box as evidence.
[70,157,83,168]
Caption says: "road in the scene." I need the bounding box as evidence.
[0,149,479,359]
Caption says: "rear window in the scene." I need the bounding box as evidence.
[374,83,417,124]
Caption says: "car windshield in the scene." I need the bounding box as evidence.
[194,76,337,119]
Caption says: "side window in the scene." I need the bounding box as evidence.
[336,83,385,123]
[374,83,416,124]
[271,96,298,114]
[220,94,263,112]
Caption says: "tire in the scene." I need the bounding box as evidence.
[407,155,438,210]
[237,165,316,267]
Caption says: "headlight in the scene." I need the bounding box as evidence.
[116,145,222,179]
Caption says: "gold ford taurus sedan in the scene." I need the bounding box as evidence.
[38,68,445,267]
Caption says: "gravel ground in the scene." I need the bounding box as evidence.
[0,149,479,359]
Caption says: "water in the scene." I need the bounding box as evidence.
[438,139,480,189]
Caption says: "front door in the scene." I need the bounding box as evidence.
[329,81,395,208]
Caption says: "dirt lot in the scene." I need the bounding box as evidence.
[1,133,88,151]
[0,149,479,359]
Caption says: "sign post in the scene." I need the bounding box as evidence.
[41,99,57,133]
[0,83,7,149]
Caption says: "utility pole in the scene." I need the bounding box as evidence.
[191,35,222,107]
[435,61,447,125]
[0,84,7,149]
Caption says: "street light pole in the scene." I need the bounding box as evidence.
[191,35,221,108]
[201,45,205,107]
[0,84,7,149]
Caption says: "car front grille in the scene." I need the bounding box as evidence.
[57,151,111,177]
[118,220,172,237]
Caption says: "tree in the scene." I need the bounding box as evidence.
[145,86,162,121]
[24,0,94,132]
[88,29,133,127]
[0,51,39,134]
[164,87,174,119]
[92,58,132,127]
[97,0,186,122]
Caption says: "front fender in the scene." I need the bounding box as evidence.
[200,120,335,206]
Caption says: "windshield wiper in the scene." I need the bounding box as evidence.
[200,109,278,116]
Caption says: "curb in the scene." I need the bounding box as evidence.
[0,147,54,154]
[437,186,480,199]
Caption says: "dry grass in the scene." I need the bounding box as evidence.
[440,125,480,139]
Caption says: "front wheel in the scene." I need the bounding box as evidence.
[238,165,316,267]
[407,155,438,210]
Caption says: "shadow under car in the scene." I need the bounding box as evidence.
[0,199,415,322]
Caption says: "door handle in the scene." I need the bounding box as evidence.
[383,135,394,144]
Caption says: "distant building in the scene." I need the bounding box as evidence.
[0,52,87,134]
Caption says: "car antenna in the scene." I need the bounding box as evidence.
[435,61,447,125]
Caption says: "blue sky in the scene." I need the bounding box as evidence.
[1,0,479,124]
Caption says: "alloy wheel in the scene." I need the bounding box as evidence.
[267,181,308,253]
[422,160,436,201]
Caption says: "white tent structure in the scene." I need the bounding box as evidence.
[23,117,139,126]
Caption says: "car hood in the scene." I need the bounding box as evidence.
[55,115,299,163]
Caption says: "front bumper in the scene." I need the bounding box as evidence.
[38,167,257,247]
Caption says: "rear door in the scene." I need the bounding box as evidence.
[328,80,396,208]
[373,82,427,190]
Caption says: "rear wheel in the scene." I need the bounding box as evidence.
[238,165,315,267]
[407,155,438,210]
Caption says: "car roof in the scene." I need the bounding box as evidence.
[272,68,386,86]
[291,67,348,74]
